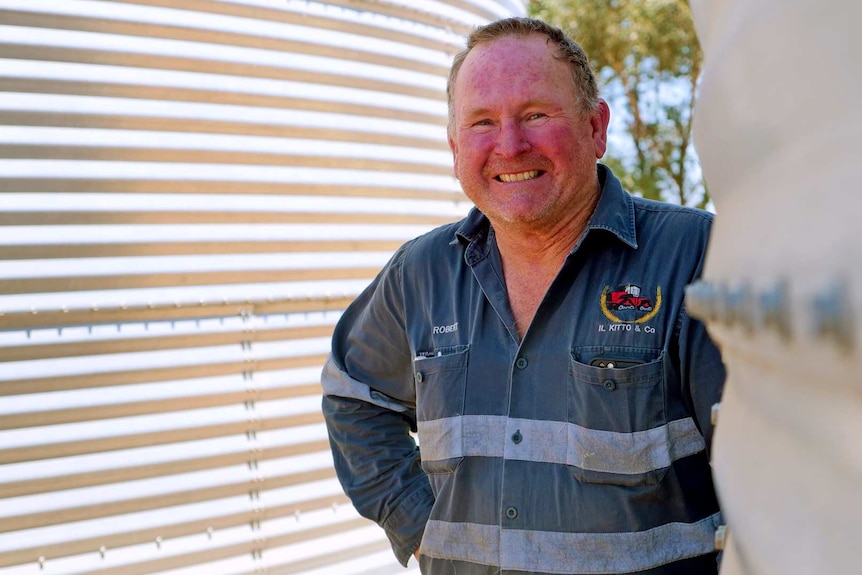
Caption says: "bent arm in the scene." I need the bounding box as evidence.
[320,245,433,566]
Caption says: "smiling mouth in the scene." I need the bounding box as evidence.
[496,170,543,183]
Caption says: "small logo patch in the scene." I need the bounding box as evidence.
[600,284,662,324]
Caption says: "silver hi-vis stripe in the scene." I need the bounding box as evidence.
[420,512,722,574]
[417,415,705,474]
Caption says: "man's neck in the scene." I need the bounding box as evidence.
[491,185,600,338]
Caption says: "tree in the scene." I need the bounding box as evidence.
[528,0,708,208]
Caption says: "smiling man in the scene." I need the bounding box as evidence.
[322,17,725,575]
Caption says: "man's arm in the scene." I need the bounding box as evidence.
[321,245,433,567]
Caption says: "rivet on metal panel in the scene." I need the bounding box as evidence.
[726,284,755,332]
[812,281,855,349]
[684,281,716,323]
[710,403,720,426]
[714,525,728,550]
[99,546,107,559]
[760,280,792,340]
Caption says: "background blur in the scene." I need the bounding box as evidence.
[0,1,525,573]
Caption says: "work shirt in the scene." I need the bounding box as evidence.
[322,165,725,574]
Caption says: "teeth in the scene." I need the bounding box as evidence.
[498,170,539,182]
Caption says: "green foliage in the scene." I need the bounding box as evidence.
[528,0,709,208]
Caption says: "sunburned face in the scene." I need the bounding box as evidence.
[449,34,609,233]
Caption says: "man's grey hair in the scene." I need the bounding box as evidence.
[446,17,599,138]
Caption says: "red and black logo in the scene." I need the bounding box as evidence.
[606,284,654,311]
[600,284,662,324]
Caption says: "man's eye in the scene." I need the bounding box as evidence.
[473,119,492,127]
[527,113,546,121]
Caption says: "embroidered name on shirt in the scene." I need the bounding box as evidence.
[433,322,459,334]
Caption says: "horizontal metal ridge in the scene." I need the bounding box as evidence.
[0,466,337,533]
[0,111,450,151]
[0,295,357,331]
[0,44,445,101]
[0,492,351,568]
[0,9,451,77]
[0,78,447,125]
[0,384,323,429]
[1,324,334,361]
[0,411,325,465]
[0,438,331,498]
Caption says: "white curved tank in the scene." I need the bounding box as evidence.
[688,1,861,573]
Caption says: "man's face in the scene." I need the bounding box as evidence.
[449,34,609,231]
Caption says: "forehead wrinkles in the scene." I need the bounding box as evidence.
[455,37,569,118]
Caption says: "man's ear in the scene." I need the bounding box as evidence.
[448,135,459,176]
[591,99,611,159]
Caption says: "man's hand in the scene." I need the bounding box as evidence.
[413,548,420,561]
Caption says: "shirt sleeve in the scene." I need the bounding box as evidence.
[320,243,434,567]
[677,222,726,454]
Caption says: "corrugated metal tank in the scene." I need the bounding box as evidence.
[0,1,525,573]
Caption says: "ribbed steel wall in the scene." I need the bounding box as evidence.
[0,1,524,573]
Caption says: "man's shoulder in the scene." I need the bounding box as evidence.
[630,195,714,233]
[402,214,473,258]
[388,217,467,273]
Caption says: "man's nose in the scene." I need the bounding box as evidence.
[495,121,531,157]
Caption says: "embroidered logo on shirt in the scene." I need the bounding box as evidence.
[600,284,662,324]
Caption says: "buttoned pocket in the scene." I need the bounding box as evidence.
[567,348,669,486]
[414,344,469,476]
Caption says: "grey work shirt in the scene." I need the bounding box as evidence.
[322,165,725,574]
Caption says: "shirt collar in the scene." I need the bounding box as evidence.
[587,163,638,249]
[452,163,638,253]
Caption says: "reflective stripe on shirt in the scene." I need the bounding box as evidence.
[421,512,721,574]
[417,415,706,475]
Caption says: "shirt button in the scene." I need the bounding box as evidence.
[505,506,518,519]
[515,357,528,370]
[511,430,522,444]
[415,372,424,384]
[603,379,616,391]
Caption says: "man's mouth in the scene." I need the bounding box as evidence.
[496,170,542,183]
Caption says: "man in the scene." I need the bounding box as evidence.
[321,17,725,575]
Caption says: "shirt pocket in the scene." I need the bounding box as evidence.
[413,344,469,476]
[567,348,669,487]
